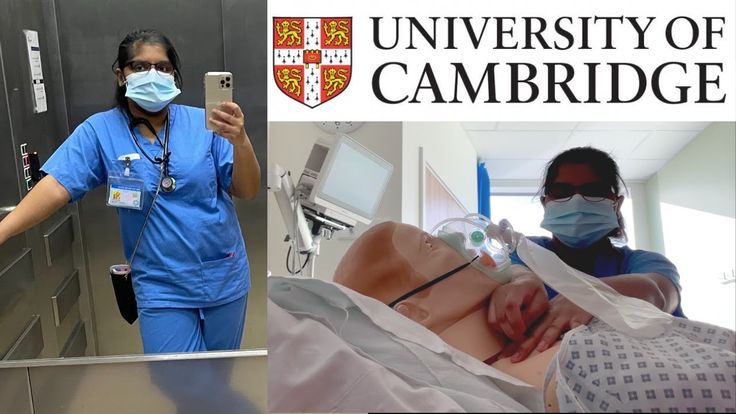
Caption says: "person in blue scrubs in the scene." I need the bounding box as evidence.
[488,147,682,363]
[0,30,261,354]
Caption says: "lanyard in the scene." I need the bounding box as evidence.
[124,109,176,192]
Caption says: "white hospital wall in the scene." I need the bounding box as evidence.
[645,122,736,329]
[645,122,736,253]
[267,122,403,281]
[627,181,649,250]
[401,123,478,227]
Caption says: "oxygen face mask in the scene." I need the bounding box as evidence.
[431,214,519,285]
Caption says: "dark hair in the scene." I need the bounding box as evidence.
[540,146,628,241]
[112,29,183,108]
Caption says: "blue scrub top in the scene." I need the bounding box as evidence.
[42,104,250,309]
[511,236,684,317]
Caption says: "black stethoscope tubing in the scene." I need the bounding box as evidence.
[124,109,175,192]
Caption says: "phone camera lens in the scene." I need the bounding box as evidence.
[226,77,231,82]
[220,80,225,85]
[226,83,231,88]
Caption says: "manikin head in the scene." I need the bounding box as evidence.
[333,221,508,361]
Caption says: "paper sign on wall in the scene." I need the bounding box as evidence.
[23,29,47,113]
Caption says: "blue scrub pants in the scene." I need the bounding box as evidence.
[138,294,248,354]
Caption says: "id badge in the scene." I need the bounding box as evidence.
[107,175,145,210]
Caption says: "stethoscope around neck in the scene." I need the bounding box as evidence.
[124,108,176,192]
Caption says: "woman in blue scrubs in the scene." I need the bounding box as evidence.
[488,147,682,362]
[0,30,260,354]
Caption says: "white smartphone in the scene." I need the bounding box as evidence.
[204,72,233,131]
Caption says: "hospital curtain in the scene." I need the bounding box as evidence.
[477,161,490,218]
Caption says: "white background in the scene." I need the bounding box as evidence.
[269,0,736,121]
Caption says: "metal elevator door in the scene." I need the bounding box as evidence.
[0,0,96,360]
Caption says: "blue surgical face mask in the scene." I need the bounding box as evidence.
[541,194,619,248]
[124,70,181,113]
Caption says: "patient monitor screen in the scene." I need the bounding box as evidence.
[317,140,392,220]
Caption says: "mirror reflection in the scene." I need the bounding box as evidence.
[0,0,266,362]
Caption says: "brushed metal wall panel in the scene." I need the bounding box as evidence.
[0,0,98,361]
[222,0,267,350]
[0,0,70,176]
[43,214,74,267]
[3,315,43,361]
[0,248,34,317]
[0,367,33,414]
[55,0,224,128]
[0,35,20,216]
[51,269,80,327]
[59,322,86,357]
[28,353,266,414]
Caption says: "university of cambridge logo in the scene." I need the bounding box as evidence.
[273,17,352,108]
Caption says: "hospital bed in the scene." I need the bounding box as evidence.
[268,276,736,413]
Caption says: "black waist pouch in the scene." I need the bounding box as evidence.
[109,265,138,324]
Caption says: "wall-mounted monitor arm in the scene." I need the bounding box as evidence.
[269,135,393,277]
[268,163,315,255]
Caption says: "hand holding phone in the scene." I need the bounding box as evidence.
[205,72,233,131]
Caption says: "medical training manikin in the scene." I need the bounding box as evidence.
[333,217,736,412]
[333,220,561,388]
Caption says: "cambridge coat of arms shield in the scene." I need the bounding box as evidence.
[273,17,352,108]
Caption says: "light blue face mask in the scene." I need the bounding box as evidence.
[124,70,181,113]
[541,194,619,248]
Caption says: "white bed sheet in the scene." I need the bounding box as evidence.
[268,276,543,412]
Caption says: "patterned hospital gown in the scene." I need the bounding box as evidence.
[547,318,736,412]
